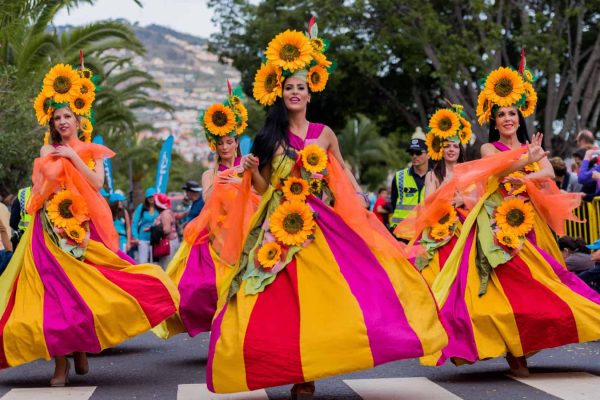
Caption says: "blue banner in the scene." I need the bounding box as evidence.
[239,134,253,156]
[92,135,115,194]
[155,135,174,194]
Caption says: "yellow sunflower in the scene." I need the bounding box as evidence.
[265,30,313,72]
[300,144,328,173]
[523,69,533,83]
[429,109,461,138]
[434,204,458,229]
[79,117,93,136]
[235,115,248,135]
[313,51,332,68]
[270,201,316,246]
[79,78,96,100]
[307,65,329,92]
[42,64,82,104]
[482,67,525,108]
[34,92,54,125]
[78,67,93,80]
[426,131,445,161]
[203,104,236,136]
[496,229,521,249]
[519,82,537,118]
[495,197,535,237]
[308,178,323,194]
[476,91,493,125]
[65,223,86,244]
[282,177,310,201]
[69,94,93,116]
[47,190,89,229]
[430,225,451,241]
[253,63,283,106]
[503,171,527,195]
[459,117,472,145]
[310,37,325,52]
[256,242,282,269]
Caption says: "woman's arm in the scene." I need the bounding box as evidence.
[131,205,142,241]
[201,169,216,201]
[424,171,439,197]
[50,145,104,189]
[481,133,549,178]
[161,211,173,237]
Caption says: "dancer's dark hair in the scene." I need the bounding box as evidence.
[251,97,290,170]
[488,107,530,144]
[432,142,465,184]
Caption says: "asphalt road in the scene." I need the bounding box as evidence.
[0,332,599,399]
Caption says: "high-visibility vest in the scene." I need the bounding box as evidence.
[390,169,423,227]
[17,187,32,233]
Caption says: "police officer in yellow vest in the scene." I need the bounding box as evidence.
[9,186,32,249]
[390,138,430,240]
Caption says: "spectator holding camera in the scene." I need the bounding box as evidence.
[577,149,600,201]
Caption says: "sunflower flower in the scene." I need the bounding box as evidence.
[313,51,332,68]
[80,117,93,136]
[310,37,325,52]
[34,92,54,125]
[459,117,472,145]
[79,78,96,100]
[426,131,445,161]
[47,190,89,229]
[503,171,527,195]
[282,177,310,201]
[307,65,329,92]
[270,201,316,246]
[265,30,313,72]
[300,144,328,173]
[253,63,283,106]
[203,104,236,136]
[65,223,86,244]
[476,91,493,125]
[495,198,535,237]
[69,94,93,116]
[429,109,461,139]
[256,242,282,269]
[482,67,525,108]
[308,178,323,194]
[430,225,451,241]
[42,64,82,104]
[519,82,537,118]
[496,229,521,249]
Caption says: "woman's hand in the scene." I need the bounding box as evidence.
[527,132,549,163]
[503,175,526,194]
[242,154,259,172]
[592,171,600,181]
[216,172,242,185]
[51,145,78,160]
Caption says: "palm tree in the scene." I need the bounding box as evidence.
[337,114,397,189]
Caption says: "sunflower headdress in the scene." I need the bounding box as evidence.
[252,16,337,106]
[198,81,248,151]
[35,52,98,144]
[425,103,472,160]
[476,49,538,125]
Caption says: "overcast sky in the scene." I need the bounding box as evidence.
[54,0,218,38]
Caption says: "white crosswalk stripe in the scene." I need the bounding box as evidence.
[344,377,462,400]
[509,372,600,400]
[177,384,269,400]
[0,386,96,400]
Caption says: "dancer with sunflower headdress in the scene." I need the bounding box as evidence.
[421,51,600,376]
[153,83,260,339]
[396,104,471,286]
[0,62,179,386]
[204,18,448,397]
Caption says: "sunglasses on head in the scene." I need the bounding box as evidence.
[408,150,423,156]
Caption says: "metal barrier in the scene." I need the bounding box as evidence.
[564,198,600,243]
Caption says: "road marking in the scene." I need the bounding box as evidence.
[509,372,600,400]
[0,386,96,400]
[177,384,269,400]
[344,377,462,399]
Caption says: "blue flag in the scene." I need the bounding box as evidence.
[92,135,115,194]
[239,134,253,156]
[155,135,174,194]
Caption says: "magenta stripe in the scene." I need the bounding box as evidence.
[308,197,423,364]
[89,222,136,264]
[31,214,101,355]
[437,229,479,365]
[179,240,218,336]
[206,303,228,392]
[533,243,600,305]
